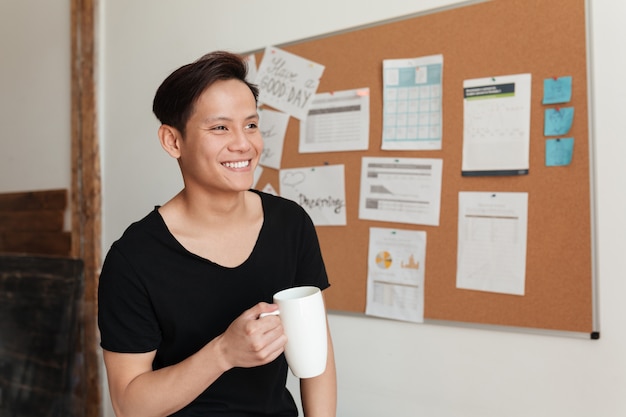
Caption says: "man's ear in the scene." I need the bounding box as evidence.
[158,124,182,159]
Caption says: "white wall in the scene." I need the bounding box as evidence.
[3,1,625,416]
[0,0,71,193]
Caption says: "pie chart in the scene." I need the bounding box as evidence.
[375,251,392,269]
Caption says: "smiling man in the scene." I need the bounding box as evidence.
[98,51,336,417]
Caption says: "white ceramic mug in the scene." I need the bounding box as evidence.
[262,286,328,378]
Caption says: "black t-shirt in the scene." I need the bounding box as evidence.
[98,190,330,416]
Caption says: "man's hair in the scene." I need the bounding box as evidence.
[152,50,259,136]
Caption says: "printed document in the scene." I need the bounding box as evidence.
[456,192,528,295]
[462,73,531,176]
[299,88,370,153]
[359,157,443,226]
[366,227,426,323]
[382,54,443,151]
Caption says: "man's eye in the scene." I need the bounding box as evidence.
[246,123,258,129]
[212,125,227,131]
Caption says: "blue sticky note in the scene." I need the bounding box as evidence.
[545,138,574,166]
[544,107,574,136]
[543,76,572,104]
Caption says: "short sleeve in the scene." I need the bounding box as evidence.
[98,245,162,353]
[295,207,330,292]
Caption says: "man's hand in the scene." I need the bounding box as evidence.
[215,302,287,370]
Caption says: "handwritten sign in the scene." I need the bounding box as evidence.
[544,107,574,136]
[258,108,290,169]
[279,164,346,226]
[256,46,325,120]
[545,137,574,166]
[543,76,572,105]
[244,53,258,85]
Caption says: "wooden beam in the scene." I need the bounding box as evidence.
[0,231,72,256]
[71,0,102,416]
[0,210,65,232]
[0,189,67,211]
[0,190,70,256]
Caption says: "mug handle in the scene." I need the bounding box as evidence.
[259,310,281,319]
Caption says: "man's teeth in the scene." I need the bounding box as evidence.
[222,160,250,169]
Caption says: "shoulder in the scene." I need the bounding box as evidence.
[100,208,174,291]
[118,207,163,238]
[251,190,319,244]
[106,208,168,256]
[251,189,308,218]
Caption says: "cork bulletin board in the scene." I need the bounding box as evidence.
[251,0,597,337]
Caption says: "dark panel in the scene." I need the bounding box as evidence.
[0,255,84,417]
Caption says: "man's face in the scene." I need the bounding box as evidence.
[178,79,262,195]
